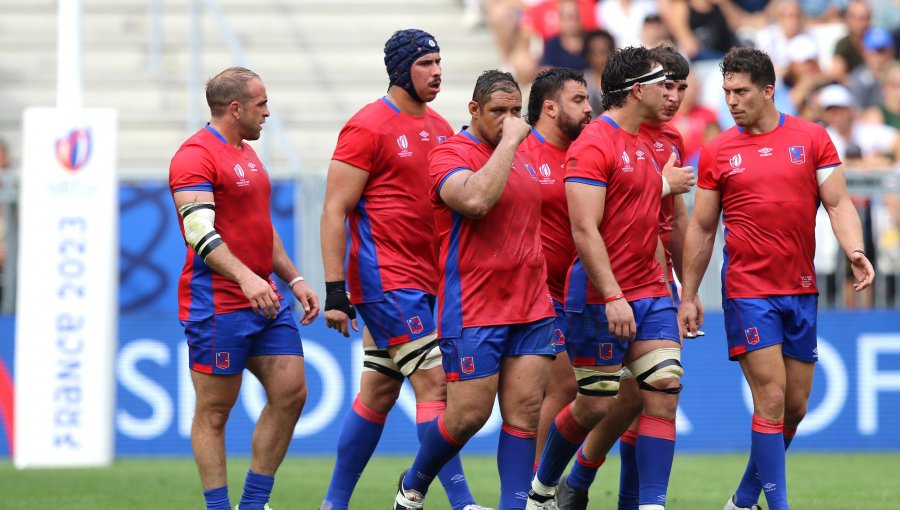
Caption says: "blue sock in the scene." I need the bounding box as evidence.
[323,396,387,510]
[498,423,538,510]
[735,426,797,508]
[566,447,605,491]
[203,485,231,510]
[239,470,274,510]
[617,432,639,510]
[535,405,589,488]
[751,416,790,510]
[635,416,675,508]
[404,415,465,496]
[416,403,475,510]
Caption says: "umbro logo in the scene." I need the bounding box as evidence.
[759,147,774,157]
[653,141,664,151]
[419,130,430,141]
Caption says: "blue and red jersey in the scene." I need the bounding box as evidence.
[698,113,841,298]
[639,121,686,281]
[429,129,554,338]
[169,125,277,321]
[331,97,454,304]
[521,129,575,303]
[564,116,669,310]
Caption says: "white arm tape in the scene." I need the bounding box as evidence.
[661,175,672,197]
[178,202,223,259]
[817,166,836,186]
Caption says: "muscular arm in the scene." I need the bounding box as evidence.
[567,180,635,341]
[173,190,280,318]
[319,160,369,335]
[819,165,875,290]
[679,187,721,301]
[669,194,689,280]
[439,117,531,219]
[272,229,319,325]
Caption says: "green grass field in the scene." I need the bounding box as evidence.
[1,453,898,509]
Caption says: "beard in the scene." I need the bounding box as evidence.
[558,110,588,142]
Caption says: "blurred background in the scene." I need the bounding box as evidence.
[0,0,898,464]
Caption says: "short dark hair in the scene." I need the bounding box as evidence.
[206,67,260,116]
[582,29,616,59]
[472,69,520,107]
[650,43,689,80]
[720,47,776,90]
[600,46,654,111]
[527,67,587,125]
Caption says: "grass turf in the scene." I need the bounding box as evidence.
[1,453,898,509]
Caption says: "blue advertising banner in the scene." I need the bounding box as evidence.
[1,311,898,457]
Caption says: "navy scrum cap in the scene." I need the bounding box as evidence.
[384,29,440,102]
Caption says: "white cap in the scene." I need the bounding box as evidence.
[818,84,854,109]
[788,34,819,63]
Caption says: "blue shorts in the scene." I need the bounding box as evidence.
[440,317,556,381]
[182,299,303,375]
[723,295,818,362]
[355,289,437,349]
[551,299,568,354]
[565,296,679,367]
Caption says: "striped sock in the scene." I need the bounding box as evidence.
[635,416,676,508]
[416,401,474,510]
[322,396,387,510]
[618,430,639,510]
[566,446,605,491]
[535,404,591,489]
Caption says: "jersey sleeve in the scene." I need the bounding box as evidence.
[332,121,379,173]
[564,140,610,187]
[697,142,719,190]
[169,144,217,192]
[429,142,471,202]
[812,123,842,170]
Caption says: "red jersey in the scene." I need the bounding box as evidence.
[639,121,686,281]
[429,129,554,337]
[564,116,669,310]
[698,113,841,298]
[521,0,599,40]
[521,129,575,303]
[169,125,277,321]
[331,97,454,303]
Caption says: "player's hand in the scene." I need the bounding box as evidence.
[500,116,532,145]
[662,152,695,195]
[240,274,280,319]
[678,299,701,339]
[849,251,875,291]
[291,281,320,325]
[324,280,358,337]
[605,297,636,344]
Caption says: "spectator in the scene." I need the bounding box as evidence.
[640,13,674,48]
[539,0,590,70]
[832,0,872,82]
[511,0,598,82]
[862,60,900,128]
[595,0,660,48]
[582,29,616,116]
[820,83,900,167]
[848,27,896,109]
[754,0,808,75]
[485,0,525,68]
[783,34,835,118]
[659,0,743,61]
[798,0,846,22]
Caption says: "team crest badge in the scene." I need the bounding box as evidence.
[745,327,760,345]
[407,316,424,334]
[553,328,565,346]
[600,343,613,360]
[56,128,92,171]
[460,356,475,374]
[789,146,805,165]
[215,352,230,369]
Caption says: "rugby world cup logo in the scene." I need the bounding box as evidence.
[730,153,742,168]
[397,135,408,150]
[55,127,92,171]
[539,163,552,178]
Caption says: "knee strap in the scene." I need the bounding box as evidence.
[573,366,624,397]
[627,347,684,394]
[362,348,404,381]
[392,333,442,378]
